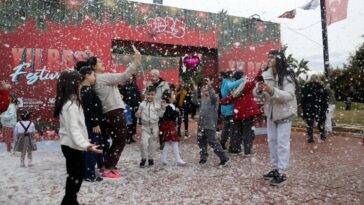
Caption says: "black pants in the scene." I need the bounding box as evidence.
[232,119,255,154]
[177,106,189,136]
[104,108,127,169]
[306,116,326,140]
[198,129,228,161]
[127,108,138,141]
[220,115,234,150]
[61,145,84,205]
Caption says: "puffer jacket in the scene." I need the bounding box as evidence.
[253,68,297,123]
[220,72,262,121]
[138,100,165,127]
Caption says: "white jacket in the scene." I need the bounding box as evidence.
[138,100,165,127]
[59,100,90,151]
[94,63,136,114]
[253,68,297,123]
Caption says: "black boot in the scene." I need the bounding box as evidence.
[148,159,154,166]
[140,159,146,168]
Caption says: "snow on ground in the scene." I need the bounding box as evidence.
[0,133,363,205]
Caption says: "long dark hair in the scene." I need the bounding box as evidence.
[74,61,89,71]
[53,70,82,118]
[10,93,19,105]
[78,65,94,81]
[87,56,98,69]
[269,50,297,89]
[162,89,172,103]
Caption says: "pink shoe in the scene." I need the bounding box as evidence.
[111,169,121,178]
[102,170,121,179]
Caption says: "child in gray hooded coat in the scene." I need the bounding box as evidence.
[198,78,229,166]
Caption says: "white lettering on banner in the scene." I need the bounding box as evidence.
[10,63,60,85]
[145,17,186,38]
[228,60,265,75]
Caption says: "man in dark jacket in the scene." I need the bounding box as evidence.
[119,74,142,143]
[300,75,329,143]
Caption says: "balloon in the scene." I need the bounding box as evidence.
[183,56,200,72]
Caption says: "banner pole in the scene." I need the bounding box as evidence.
[320,0,330,84]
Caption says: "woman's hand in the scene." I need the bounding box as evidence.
[259,83,274,95]
[87,144,103,154]
[93,125,101,134]
[132,45,141,66]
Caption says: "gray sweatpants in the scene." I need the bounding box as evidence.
[267,119,292,174]
[140,124,159,160]
[198,128,228,161]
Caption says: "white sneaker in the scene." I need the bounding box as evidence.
[176,160,186,166]
[161,160,168,166]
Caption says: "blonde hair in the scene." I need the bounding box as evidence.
[310,74,319,82]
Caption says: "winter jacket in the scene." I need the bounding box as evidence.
[220,78,244,117]
[94,63,136,114]
[253,68,297,123]
[220,74,262,121]
[119,80,141,111]
[0,90,9,113]
[80,85,104,128]
[176,86,192,108]
[325,87,336,105]
[300,82,329,120]
[0,103,17,127]
[146,78,170,104]
[124,104,133,126]
[199,85,219,131]
[59,100,91,151]
[138,100,165,127]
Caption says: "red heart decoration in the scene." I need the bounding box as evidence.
[183,56,200,72]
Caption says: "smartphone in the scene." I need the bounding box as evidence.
[257,76,264,82]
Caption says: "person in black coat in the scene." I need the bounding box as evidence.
[119,74,142,143]
[300,74,329,143]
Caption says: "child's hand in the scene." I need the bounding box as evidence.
[87,144,103,154]
[135,111,141,118]
[93,125,101,134]
[176,107,180,114]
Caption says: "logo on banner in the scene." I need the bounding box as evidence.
[145,17,186,38]
[10,48,93,85]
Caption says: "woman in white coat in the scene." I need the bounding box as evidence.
[254,50,297,186]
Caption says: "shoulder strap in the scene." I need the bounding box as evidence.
[19,121,32,133]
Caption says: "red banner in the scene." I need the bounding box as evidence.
[326,0,349,25]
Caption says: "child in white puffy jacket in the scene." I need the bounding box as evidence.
[135,85,165,168]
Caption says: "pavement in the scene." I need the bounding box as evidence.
[1,119,363,204]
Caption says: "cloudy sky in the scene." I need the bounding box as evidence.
[132,0,364,74]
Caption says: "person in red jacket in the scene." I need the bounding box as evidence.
[0,81,11,113]
[220,70,262,156]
